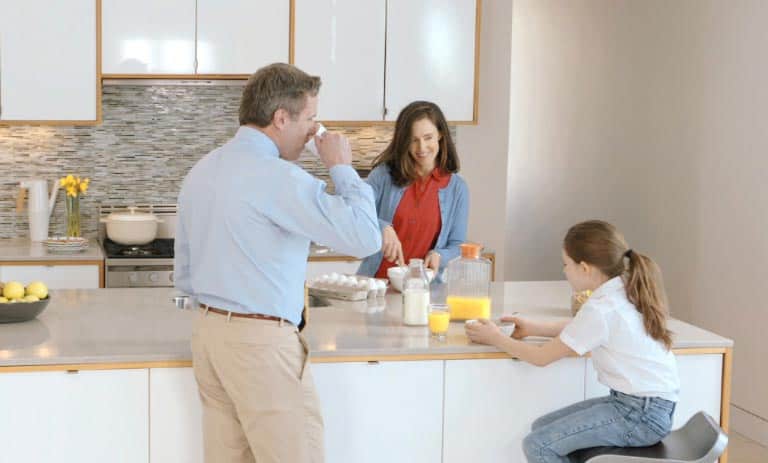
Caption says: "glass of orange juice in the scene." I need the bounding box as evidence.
[428,304,451,340]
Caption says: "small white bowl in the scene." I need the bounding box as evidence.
[387,266,436,292]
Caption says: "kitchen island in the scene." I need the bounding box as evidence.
[0,282,732,463]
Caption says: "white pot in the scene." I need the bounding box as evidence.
[100,207,163,245]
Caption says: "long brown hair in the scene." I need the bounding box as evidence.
[373,101,459,187]
[564,220,673,349]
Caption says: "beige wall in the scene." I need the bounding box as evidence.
[456,0,513,281]
[506,0,768,438]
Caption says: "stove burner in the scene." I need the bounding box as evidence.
[103,238,174,259]
[121,246,158,257]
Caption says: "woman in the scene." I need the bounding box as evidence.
[357,101,469,278]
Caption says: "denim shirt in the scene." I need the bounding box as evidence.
[357,164,470,277]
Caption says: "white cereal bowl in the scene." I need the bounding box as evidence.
[387,266,435,292]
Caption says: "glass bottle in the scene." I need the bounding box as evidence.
[402,258,430,326]
[446,243,491,320]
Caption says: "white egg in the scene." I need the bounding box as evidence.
[367,279,377,290]
[329,272,340,280]
[375,280,387,290]
[356,281,369,290]
[347,276,358,284]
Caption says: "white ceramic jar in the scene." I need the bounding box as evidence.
[100,207,163,245]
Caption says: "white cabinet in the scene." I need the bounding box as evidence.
[149,368,204,463]
[443,358,586,463]
[313,361,444,463]
[585,354,723,430]
[0,369,149,463]
[385,0,477,122]
[197,0,289,74]
[102,0,196,74]
[0,0,97,121]
[294,0,385,121]
[0,264,100,289]
[294,0,477,122]
[306,259,362,280]
[103,0,288,75]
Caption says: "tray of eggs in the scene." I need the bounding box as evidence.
[307,273,388,301]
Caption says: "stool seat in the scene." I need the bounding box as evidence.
[570,412,728,463]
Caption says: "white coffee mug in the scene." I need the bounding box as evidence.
[304,123,327,157]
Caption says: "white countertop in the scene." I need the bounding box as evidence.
[0,282,732,368]
[0,238,104,262]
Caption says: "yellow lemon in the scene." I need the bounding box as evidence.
[3,281,25,300]
[0,297,8,303]
[25,281,49,299]
[23,295,40,302]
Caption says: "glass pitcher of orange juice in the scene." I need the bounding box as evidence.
[445,243,491,320]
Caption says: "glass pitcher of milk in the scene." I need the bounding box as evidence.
[402,258,430,326]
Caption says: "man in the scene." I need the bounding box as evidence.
[174,63,381,463]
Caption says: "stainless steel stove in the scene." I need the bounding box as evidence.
[99,204,177,288]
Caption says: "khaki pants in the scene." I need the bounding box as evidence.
[191,309,324,463]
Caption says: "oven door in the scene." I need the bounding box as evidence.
[105,258,174,288]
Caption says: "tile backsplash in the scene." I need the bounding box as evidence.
[0,84,404,239]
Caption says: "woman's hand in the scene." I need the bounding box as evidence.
[465,319,506,346]
[382,226,405,266]
[424,251,441,273]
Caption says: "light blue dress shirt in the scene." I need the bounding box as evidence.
[174,126,381,325]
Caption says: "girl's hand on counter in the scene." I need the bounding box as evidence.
[465,319,506,346]
[501,315,530,339]
[424,250,440,272]
[382,226,405,266]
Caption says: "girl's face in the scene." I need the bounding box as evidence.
[408,117,442,172]
[562,248,598,292]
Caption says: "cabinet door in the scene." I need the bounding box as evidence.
[306,260,362,280]
[385,0,477,122]
[444,358,586,463]
[102,0,195,74]
[312,361,444,463]
[585,354,723,429]
[294,0,385,121]
[0,369,149,463]
[0,0,97,121]
[150,368,204,463]
[197,0,289,74]
[0,264,100,289]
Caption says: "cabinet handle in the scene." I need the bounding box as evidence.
[65,369,80,374]
[367,361,380,365]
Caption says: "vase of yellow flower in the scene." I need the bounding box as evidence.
[59,175,90,238]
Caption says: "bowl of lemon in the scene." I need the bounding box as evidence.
[0,281,50,323]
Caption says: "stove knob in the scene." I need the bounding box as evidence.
[149,272,159,283]
[128,273,139,284]
[169,272,174,283]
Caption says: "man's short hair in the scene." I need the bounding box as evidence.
[239,63,322,127]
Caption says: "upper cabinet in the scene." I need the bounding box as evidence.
[294,0,479,123]
[385,0,478,122]
[294,0,386,122]
[102,0,196,74]
[102,0,289,76]
[0,0,99,123]
[197,0,289,75]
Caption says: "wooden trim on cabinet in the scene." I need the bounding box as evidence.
[0,345,732,371]
[471,0,482,125]
[0,260,103,267]
[289,0,295,64]
[307,255,361,263]
[101,73,250,80]
[95,0,103,124]
[98,259,105,288]
[719,347,733,463]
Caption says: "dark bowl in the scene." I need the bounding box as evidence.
[0,297,51,323]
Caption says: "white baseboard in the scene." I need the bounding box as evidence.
[731,404,768,447]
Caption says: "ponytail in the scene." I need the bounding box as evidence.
[624,249,673,350]
[564,221,673,350]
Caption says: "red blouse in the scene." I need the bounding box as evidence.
[375,169,452,278]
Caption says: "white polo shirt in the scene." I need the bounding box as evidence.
[560,276,680,402]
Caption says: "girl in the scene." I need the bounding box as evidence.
[465,220,679,463]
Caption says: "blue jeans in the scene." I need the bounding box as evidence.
[523,390,676,463]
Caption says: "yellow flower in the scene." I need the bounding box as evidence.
[59,174,91,197]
